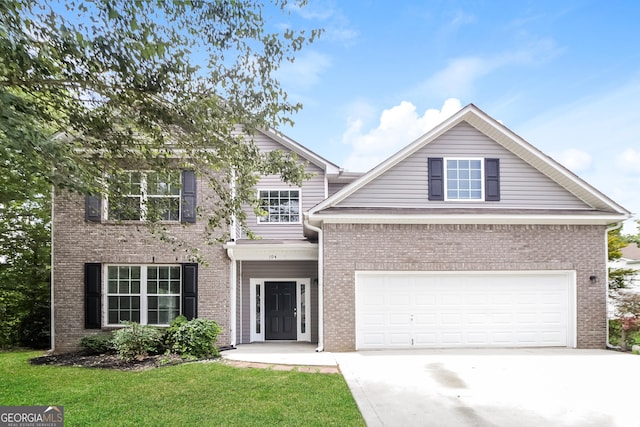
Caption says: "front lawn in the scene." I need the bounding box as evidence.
[0,351,364,426]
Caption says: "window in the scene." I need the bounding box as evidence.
[107,171,181,221]
[258,189,301,223]
[106,265,181,326]
[428,157,500,202]
[445,158,483,200]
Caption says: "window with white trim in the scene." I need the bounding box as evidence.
[257,189,301,223]
[106,265,181,326]
[445,158,484,201]
[107,171,181,221]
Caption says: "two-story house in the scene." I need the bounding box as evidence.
[52,104,631,353]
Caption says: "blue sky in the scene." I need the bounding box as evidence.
[270,1,640,233]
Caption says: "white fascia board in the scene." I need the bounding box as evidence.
[310,114,462,213]
[464,112,631,215]
[310,104,631,216]
[257,128,340,173]
[308,212,629,226]
[310,105,486,214]
[223,242,318,261]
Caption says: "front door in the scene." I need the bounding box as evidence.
[265,281,297,340]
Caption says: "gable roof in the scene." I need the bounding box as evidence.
[308,103,631,223]
[258,128,340,174]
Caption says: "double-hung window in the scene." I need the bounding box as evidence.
[428,157,500,202]
[106,265,181,326]
[445,158,484,201]
[107,171,181,221]
[257,189,301,223]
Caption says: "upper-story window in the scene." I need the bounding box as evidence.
[445,158,483,201]
[428,157,500,202]
[107,171,181,221]
[257,189,301,223]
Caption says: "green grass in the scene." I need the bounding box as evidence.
[0,351,364,426]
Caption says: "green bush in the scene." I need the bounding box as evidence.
[609,319,640,349]
[166,317,221,359]
[79,333,114,355]
[111,322,164,361]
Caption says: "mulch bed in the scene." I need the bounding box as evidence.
[29,352,218,371]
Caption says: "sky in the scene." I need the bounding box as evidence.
[267,0,640,234]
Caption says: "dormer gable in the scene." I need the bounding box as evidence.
[308,104,630,225]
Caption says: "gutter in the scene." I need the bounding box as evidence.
[304,215,324,352]
[606,222,624,350]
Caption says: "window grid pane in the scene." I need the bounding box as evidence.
[108,171,181,221]
[258,189,301,223]
[146,266,181,325]
[446,159,483,200]
[107,266,142,325]
[107,265,181,326]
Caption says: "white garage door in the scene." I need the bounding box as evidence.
[356,271,575,349]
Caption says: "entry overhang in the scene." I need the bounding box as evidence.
[224,241,318,261]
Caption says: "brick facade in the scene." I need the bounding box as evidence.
[52,184,230,353]
[322,223,607,351]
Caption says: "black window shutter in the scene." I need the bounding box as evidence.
[181,170,196,224]
[85,195,102,222]
[85,263,102,329]
[485,158,500,201]
[182,263,198,320]
[428,157,444,201]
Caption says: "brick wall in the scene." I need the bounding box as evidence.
[322,223,607,351]
[52,181,230,353]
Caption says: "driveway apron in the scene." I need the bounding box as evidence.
[334,349,640,427]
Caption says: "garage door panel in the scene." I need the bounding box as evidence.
[361,332,385,347]
[356,272,572,349]
[389,314,411,327]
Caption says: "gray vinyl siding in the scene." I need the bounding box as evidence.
[237,260,318,344]
[329,182,349,196]
[338,122,590,209]
[240,133,326,239]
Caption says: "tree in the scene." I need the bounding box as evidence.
[0,0,320,348]
[0,182,51,349]
[1,0,320,238]
[607,226,640,350]
[626,220,640,245]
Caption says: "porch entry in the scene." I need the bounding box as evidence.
[265,282,296,340]
[250,278,311,342]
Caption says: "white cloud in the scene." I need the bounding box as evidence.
[422,57,492,97]
[276,50,332,92]
[517,76,640,227]
[619,148,640,173]
[550,148,592,173]
[342,98,462,172]
[450,9,476,27]
[417,40,561,99]
[288,2,358,44]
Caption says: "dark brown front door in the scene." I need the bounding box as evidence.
[265,282,297,340]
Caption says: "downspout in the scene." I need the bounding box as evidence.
[304,215,324,352]
[239,260,243,345]
[227,245,237,348]
[228,169,237,348]
[50,186,55,352]
[606,222,624,350]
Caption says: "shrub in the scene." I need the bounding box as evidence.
[166,317,221,359]
[111,322,164,361]
[80,333,114,355]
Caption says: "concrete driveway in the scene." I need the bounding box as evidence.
[333,349,640,427]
